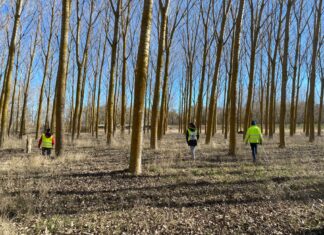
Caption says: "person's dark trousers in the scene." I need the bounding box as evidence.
[250,143,258,162]
[42,148,51,156]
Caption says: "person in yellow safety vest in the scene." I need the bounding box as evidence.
[244,120,263,162]
[186,123,199,160]
[38,128,55,156]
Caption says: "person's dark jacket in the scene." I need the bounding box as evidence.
[186,127,199,146]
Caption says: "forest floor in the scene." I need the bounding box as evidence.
[0,127,323,234]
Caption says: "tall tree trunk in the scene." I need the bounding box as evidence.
[35,1,55,140]
[8,42,21,136]
[77,52,89,137]
[304,77,310,134]
[179,79,183,133]
[72,65,83,139]
[0,0,23,147]
[182,5,199,132]
[45,68,52,130]
[121,3,131,135]
[20,21,39,139]
[307,0,322,142]
[92,43,101,136]
[243,0,265,137]
[15,85,21,134]
[147,67,154,134]
[51,79,58,132]
[224,34,235,139]
[113,63,120,134]
[269,2,283,138]
[183,72,188,133]
[128,79,134,135]
[229,0,245,156]
[158,35,170,140]
[222,77,227,134]
[69,64,75,133]
[273,83,277,133]
[205,66,211,134]
[107,0,122,145]
[259,55,264,132]
[187,63,193,123]
[212,94,218,136]
[72,5,83,140]
[121,42,127,134]
[72,0,95,141]
[129,0,153,175]
[264,43,271,135]
[96,37,107,139]
[279,0,293,148]
[196,0,212,133]
[55,0,71,156]
[85,89,91,132]
[0,61,10,125]
[0,64,7,123]
[290,1,303,136]
[318,79,324,136]
[205,0,230,144]
[224,75,231,139]
[251,82,256,126]
[164,88,171,134]
[238,75,243,132]
[150,0,169,149]
[144,82,148,134]
[294,53,302,134]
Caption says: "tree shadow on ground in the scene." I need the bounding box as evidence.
[295,227,324,235]
[6,174,322,217]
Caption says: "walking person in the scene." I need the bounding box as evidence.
[186,123,199,160]
[38,128,55,156]
[244,120,263,162]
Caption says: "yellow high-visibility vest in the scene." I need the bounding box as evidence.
[41,134,53,149]
[187,129,197,141]
[244,126,262,144]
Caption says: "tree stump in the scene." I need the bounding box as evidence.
[26,135,32,153]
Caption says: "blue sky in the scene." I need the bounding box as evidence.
[0,0,323,124]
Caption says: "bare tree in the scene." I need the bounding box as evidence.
[182,2,199,133]
[15,84,21,133]
[278,0,293,148]
[0,0,23,147]
[289,0,305,136]
[20,18,40,139]
[269,2,283,138]
[106,0,122,145]
[243,0,266,137]
[121,1,132,135]
[194,0,212,134]
[150,0,170,149]
[158,0,186,139]
[96,24,108,139]
[8,39,21,136]
[229,0,245,155]
[72,0,98,140]
[35,0,56,139]
[45,58,54,130]
[307,0,322,142]
[129,0,153,175]
[318,60,324,136]
[205,0,231,144]
[55,0,71,156]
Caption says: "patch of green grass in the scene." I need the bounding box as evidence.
[34,215,73,234]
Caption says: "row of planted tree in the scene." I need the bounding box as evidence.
[0,0,323,174]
